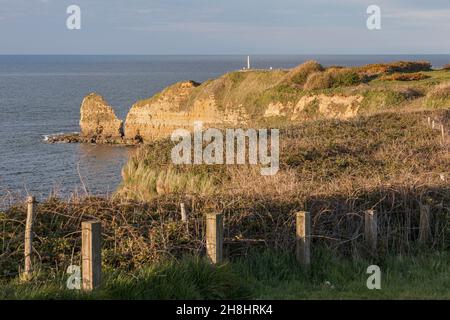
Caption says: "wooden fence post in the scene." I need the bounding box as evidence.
[180,202,189,233]
[427,117,431,126]
[180,203,187,222]
[441,124,445,142]
[296,211,311,266]
[23,196,36,280]
[82,221,102,291]
[419,204,431,243]
[364,210,377,252]
[206,213,223,264]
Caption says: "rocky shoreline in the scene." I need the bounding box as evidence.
[45,132,140,145]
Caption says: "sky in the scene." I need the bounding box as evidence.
[0,0,449,54]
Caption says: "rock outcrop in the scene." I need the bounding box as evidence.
[290,94,363,120]
[79,93,123,143]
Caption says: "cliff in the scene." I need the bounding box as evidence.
[124,80,252,142]
[68,60,446,144]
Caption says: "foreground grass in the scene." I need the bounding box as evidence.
[2,249,449,300]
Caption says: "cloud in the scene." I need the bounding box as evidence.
[0,0,449,54]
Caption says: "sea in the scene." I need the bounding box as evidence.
[1,54,449,199]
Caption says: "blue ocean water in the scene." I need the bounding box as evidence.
[0,55,449,198]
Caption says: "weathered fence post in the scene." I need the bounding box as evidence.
[419,204,431,243]
[441,124,445,142]
[206,213,223,264]
[427,117,431,126]
[180,202,189,233]
[82,221,102,291]
[432,120,435,129]
[364,210,377,252]
[180,203,187,222]
[23,196,36,280]
[296,211,311,266]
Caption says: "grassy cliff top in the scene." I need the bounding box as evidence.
[130,60,450,119]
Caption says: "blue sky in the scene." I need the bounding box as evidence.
[0,0,449,54]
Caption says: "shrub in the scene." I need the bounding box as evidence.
[358,61,432,78]
[388,61,432,73]
[442,64,450,71]
[304,68,362,90]
[328,68,362,87]
[381,72,430,81]
[282,60,324,86]
[303,71,332,90]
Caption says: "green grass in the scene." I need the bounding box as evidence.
[2,249,449,300]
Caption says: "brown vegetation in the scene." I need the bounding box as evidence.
[426,82,450,108]
[381,72,430,81]
[357,61,432,78]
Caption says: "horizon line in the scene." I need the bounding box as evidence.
[1,53,450,56]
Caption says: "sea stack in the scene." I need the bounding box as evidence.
[79,93,123,143]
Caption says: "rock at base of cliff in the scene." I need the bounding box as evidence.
[80,93,124,140]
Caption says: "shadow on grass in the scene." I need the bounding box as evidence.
[2,248,449,300]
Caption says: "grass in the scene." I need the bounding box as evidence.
[1,249,449,300]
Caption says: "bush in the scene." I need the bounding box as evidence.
[381,72,430,81]
[282,60,324,86]
[358,61,432,78]
[329,68,362,87]
[304,68,362,90]
[442,64,450,71]
[303,71,332,90]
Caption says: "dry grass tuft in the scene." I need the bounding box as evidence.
[281,60,324,86]
[426,83,450,108]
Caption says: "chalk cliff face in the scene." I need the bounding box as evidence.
[262,94,363,120]
[79,93,123,142]
[124,81,250,142]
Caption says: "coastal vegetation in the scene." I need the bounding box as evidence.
[1,60,449,299]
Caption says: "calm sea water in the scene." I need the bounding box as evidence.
[1,55,449,199]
